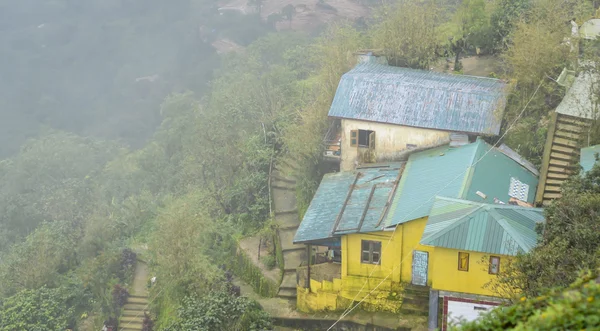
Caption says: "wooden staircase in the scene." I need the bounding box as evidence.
[118,295,149,331]
[536,112,591,206]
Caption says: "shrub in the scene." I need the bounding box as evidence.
[163,292,272,331]
[261,255,276,270]
[0,285,80,330]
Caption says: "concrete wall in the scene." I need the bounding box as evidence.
[430,247,511,297]
[340,119,451,171]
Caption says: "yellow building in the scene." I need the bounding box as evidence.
[293,140,543,328]
[324,54,507,171]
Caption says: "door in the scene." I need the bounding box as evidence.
[412,250,428,286]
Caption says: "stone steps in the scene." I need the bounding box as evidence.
[272,159,303,299]
[119,295,149,331]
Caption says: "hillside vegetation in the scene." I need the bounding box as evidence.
[1,0,600,329]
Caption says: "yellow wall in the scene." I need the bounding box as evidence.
[343,231,401,281]
[399,217,435,285]
[341,217,434,285]
[340,119,451,171]
[430,247,511,296]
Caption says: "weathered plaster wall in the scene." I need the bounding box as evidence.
[340,119,451,171]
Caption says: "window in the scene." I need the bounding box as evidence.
[361,240,381,265]
[489,256,500,275]
[350,130,375,148]
[350,130,358,147]
[458,252,469,271]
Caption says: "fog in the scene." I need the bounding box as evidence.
[0,0,272,158]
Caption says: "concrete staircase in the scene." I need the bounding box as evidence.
[536,112,591,205]
[119,295,149,331]
[399,285,429,317]
[272,158,306,299]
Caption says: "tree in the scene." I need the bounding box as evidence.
[281,4,296,29]
[488,162,600,299]
[441,0,490,70]
[455,271,600,330]
[370,0,440,69]
[489,0,530,51]
[0,220,79,297]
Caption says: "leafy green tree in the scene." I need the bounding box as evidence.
[488,163,600,299]
[440,0,490,70]
[489,0,530,51]
[370,0,440,68]
[0,221,79,297]
[455,271,600,330]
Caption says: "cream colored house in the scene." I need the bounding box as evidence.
[327,56,508,171]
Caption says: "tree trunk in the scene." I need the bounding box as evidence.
[454,49,461,71]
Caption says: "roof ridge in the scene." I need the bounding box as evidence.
[436,195,544,212]
[353,62,505,83]
[420,205,485,245]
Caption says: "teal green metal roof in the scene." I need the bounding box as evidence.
[385,139,539,227]
[420,197,545,255]
[293,163,403,244]
[328,61,507,135]
[581,145,600,173]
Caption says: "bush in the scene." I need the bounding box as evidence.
[0,285,81,330]
[163,292,272,331]
[261,255,276,270]
[112,284,129,316]
[455,271,600,330]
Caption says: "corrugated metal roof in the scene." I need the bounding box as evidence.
[555,71,599,119]
[293,163,403,244]
[384,139,539,227]
[581,145,600,173]
[328,62,507,135]
[420,197,545,255]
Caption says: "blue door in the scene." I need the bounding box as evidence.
[412,250,428,286]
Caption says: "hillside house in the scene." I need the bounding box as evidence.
[326,55,508,171]
[293,139,542,328]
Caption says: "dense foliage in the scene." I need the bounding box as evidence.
[456,271,600,330]
[0,284,87,331]
[488,162,600,299]
[163,293,272,331]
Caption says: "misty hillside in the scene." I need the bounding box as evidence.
[0,0,269,157]
[2,0,600,330]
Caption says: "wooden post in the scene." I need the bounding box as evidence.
[306,244,311,290]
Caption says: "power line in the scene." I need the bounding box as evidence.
[327,80,543,330]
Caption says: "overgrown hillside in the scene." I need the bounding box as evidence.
[1,0,600,329]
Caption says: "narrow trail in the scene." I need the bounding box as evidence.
[119,260,150,331]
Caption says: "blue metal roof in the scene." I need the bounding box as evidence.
[581,145,600,173]
[293,163,403,244]
[384,139,539,227]
[420,197,545,255]
[328,62,507,135]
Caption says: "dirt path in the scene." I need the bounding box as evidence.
[132,261,149,296]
